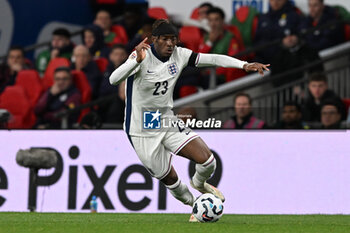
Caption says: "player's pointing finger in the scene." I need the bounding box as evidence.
[263,64,270,71]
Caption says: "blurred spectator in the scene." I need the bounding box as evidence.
[127,17,155,53]
[36,28,74,75]
[320,100,343,129]
[300,0,343,51]
[89,0,124,17]
[121,6,145,40]
[71,45,102,99]
[230,6,259,48]
[303,72,346,122]
[0,46,30,94]
[196,2,213,20]
[82,24,110,58]
[180,2,213,32]
[98,44,127,123]
[255,0,324,87]
[79,111,102,129]
[198,6,245,84]
[198,7,242,57]
[224,93,266,129]
[272,101,310,129]
[34,67,81,129]
[94,9,128,47]
[254,0,303,63]
[99,44,127,97]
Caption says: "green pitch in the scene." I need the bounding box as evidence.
[0,212,349,233]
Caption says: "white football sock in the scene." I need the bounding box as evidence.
[166,179,195,206]
[192,154,216,188]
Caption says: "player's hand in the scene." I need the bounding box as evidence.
[243,62,270,76]
[135,37,150,63]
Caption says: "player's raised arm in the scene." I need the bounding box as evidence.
[109,38,150,85]
[195,53,270,76]
[135,37,150,63]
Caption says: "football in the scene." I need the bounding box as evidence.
[192,193,224,223]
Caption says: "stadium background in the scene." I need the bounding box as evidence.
[2,0,350,57]
[0,0,350,217]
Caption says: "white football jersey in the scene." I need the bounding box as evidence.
[124,45,194,137]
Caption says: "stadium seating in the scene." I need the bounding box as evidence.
[343,98,350,114]
[148,7,168,19]
[179,85,198,98]
[334,5,350,41]
[109,25,129,46]
[179,26,202,52]
[190,8,199,20]
[15,70,43,107]
[71,70,92,121]
[95,57,109,73]
[42,58,70,89]
[0,86,36,129]
[230,6,259,48]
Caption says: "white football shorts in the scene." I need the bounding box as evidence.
[130,129,199,180]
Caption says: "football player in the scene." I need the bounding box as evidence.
[110,19,269,221]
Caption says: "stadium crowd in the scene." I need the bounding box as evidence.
[0,0,349,129]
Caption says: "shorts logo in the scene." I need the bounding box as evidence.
[167,63,178,76]
[143,110,161,129]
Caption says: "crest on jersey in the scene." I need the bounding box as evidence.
[143,110,161,129]
[167,63,178,76]
[129,52,137,59]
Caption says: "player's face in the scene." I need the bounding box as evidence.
[234,96,251,118]
[153,35,178,58]
[321,105,341,128]
[308,81,327,100]
[308,0,324,20]
[282,105,301,123]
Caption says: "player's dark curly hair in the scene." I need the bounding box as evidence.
[152,19,171,32]
[151,19,178,37]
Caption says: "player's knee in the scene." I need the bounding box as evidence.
[160,169,178,186]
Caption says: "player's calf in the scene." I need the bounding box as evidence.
[192,154,216,188]
[166,179,195,206]
[191,154,225,202]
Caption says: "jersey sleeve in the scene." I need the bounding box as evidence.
[109,51,141,85]
[195,53,247,69]
[176,47,198,67]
